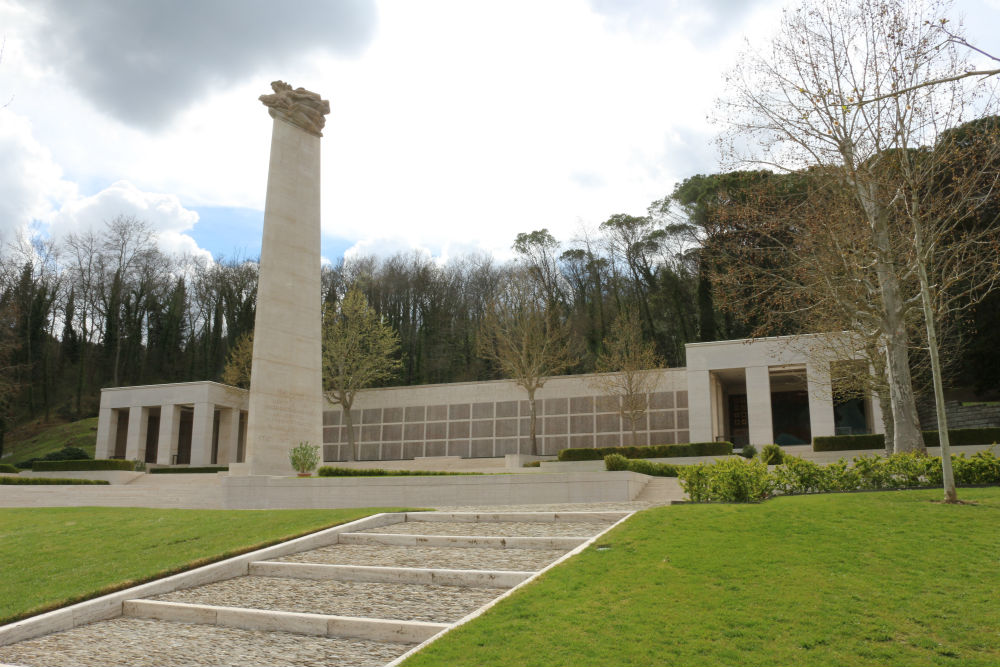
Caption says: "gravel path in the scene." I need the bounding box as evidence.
[154,576,504,623]
[0,617,410,667]
[273,542,567,571]
[363,520,606,537]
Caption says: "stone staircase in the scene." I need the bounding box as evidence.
[0,511,627,667]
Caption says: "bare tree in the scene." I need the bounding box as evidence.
[591,308,662,447]
[716,0,996,455]
[477,270,578,455]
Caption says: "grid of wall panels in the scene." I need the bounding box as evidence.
[322,390,689,461]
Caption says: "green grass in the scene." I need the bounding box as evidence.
[1,418,98,463]
[0,506,408,624]
[404,488,1000,667]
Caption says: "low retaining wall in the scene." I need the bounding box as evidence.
[221,471,649,509]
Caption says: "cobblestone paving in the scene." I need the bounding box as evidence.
[273,543,567,570]
[362,520,605,537]
[154,576,504,623]
[0,618,410,667]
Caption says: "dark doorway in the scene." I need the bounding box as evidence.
[834,397,868,434]
[728,394,749,447]
[144,410,160,463]
[771,390,811,445]
[177,408,194,464]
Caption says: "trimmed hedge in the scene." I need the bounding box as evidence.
[0,463,20,474]
[923,427,1000,447]
[813,433,885,452]
[0,476,110,485]
[604,453,683,477]
[814,427,1000,452]
[558,442,733,462]
[32,459,136,472]
[150,466,229,474]
[17,446,92,469]
[317,467,479,477]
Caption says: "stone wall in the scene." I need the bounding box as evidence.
[322,369,689,461]
[917,399,1000,431]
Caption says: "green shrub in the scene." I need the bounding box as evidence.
[289,441,320,474]
[679,458,773,503]
[0,463,20,474]
[812,433,886,452]
[317,467,478,477]
[522,461,541,468]
[603,454,682,477]
[558,442,733,462]
[149,466,229,474]
[0,477,109,485]
[739,444,757,459]
[760,444,785,465]
[33,459,136,472]
[16,445,94,469]
[922,427,1000,447]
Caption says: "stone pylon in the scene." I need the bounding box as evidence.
[242,82,330,475]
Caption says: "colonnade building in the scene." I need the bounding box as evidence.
[95,335,883,467]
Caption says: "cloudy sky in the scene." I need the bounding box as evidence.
[1,0,997,264]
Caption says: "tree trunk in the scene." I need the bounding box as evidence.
[342,400,357,462]
[527,388,537,456]
[914,237,958,502]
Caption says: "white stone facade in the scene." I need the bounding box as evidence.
[96,382,248,466]
[95,334,882,469]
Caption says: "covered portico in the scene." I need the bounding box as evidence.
[95,381,249,466]
[685,335,884,447]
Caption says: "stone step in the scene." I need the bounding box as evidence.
[272,541,568,571]
[635,477,685,503]
[249,561,534,588]
[150,575,504,624]
[123,599,447,644]
[336,532,587,550]
[357,520,603,538]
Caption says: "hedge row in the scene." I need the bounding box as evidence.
[32,459,136,472]
[604,454,683,477]
[150,466,229,474]
[813,427,1000,452]
[0,477,110,485]
[558,441,733,462]
[317,467,479,477]
[678,450,1000,503]
[0,463,20,474]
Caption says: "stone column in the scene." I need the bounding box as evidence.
[95,406,115,459]
[156,405,181,466]
[242,82,329,476]
[217,408,241,464]
[125,406,147,461]
[190,403,215,466]
[745,366,773,445]
[686,370,713,443]
[806,360,836,440]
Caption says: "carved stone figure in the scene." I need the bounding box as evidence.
[259,81,331,137]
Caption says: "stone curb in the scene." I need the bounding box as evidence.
[336,532,587,550]
[122,600,447,644]
[0,512,403,647]
[404,511,628,523]
[248,562,534,588]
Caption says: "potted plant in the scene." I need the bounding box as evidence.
[289,441,320,477]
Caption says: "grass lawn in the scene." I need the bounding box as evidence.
[404,488,1000,667]
[0,506,407,624]
[0,418,98,464]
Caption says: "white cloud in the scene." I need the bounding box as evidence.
[48,180,211,261]
[0,109,76,244]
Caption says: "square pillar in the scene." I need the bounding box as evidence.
[686,370,713,443]
[806,360,835,440]
[217,408,241,464]
[869,390,885,435]
[125,406,148,461]
[95,407,116,459]
[156,405,181,466]
[745,366,773,446]
[190,402,215,466]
